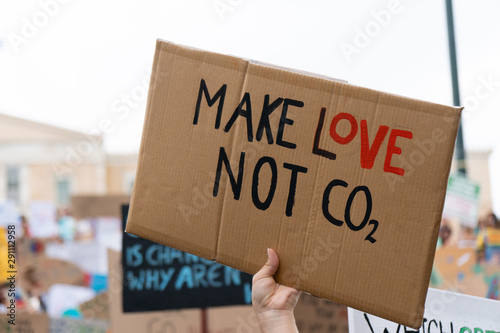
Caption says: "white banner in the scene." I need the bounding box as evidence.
[348,288,500,333]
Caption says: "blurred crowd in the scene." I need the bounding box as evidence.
[0,208,112,315]
[1,208,499,315]
[439,212,500,264]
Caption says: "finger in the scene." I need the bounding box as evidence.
[254,248,280,280]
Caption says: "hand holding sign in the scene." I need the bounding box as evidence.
[252,248,300,333]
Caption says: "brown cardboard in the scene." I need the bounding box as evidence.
[71,194,129,219]
[126,40,462,328]
[108,249,202,333]
[0,314,50,333]
[18,256,85,293]
[431,247,500,299]
[79,292,110,321]
[294,294,348,333]
[207,306,259,333]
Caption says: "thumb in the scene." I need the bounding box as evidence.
[254,248,279,281]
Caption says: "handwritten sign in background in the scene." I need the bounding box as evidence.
[121,205,253,312]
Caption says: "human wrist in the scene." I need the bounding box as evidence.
[255,310,298,333]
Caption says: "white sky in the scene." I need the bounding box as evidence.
[0,0,499,211]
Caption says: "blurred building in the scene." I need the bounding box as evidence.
[0,114,136,214]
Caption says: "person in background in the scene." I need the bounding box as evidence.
[252,248,301,333]
[0,283,8,312]
[21,215,31,239]
[477,213,500,264]
[56,208,76,242]
[438,222,452,247]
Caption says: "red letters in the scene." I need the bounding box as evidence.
[329,112,358,144]
[313,108,414,176]
[360,120,389,170]
[384,129,413,176]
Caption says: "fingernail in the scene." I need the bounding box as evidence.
[267,248,270,256]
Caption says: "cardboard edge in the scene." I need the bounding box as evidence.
[408,106,464,328]
[248,59,347,84]
[156,38,348,84]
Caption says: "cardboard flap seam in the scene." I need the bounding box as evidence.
[297,81,342,291]
[214,59,251,263]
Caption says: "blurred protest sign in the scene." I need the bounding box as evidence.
[0,314,49,333]
[348,288,500,333]
[295,294,348,333]
[18,256,85,292]
[108,248,202,333]
[45,241,107,275]
[122,204,252,312]
[0,201,19,228]
[71,194,129,219]
[443,174,481,228]
[431,247,500,300]
[29,201,57,238]
[431,247,475,288]
[112,247,349,332]
[79,292,110,321]
[45,284,96,318]
[92,216,122,251]
[207,306,257,332]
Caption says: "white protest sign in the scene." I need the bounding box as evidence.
[92,217,122,251]
[348,288,500,333]
[45,241,108,274]
[29,201,58,238]
[45,284,96,318]
[443,174,481,228]
[0,201,19,228]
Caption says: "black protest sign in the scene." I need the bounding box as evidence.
[121,205,253,312]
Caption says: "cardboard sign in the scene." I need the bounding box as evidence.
[71,194,129,219]
[432,247,500,300]
[0,314,49,333]
[108,249,202,333]
[18,256,85,292]
[294,294,348,333]
[207,306,258,333]
[122,205,252,312]
[126,40,462,328]
[348,288,500,333]
[443,174,481,228]
[79,292,110,321]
